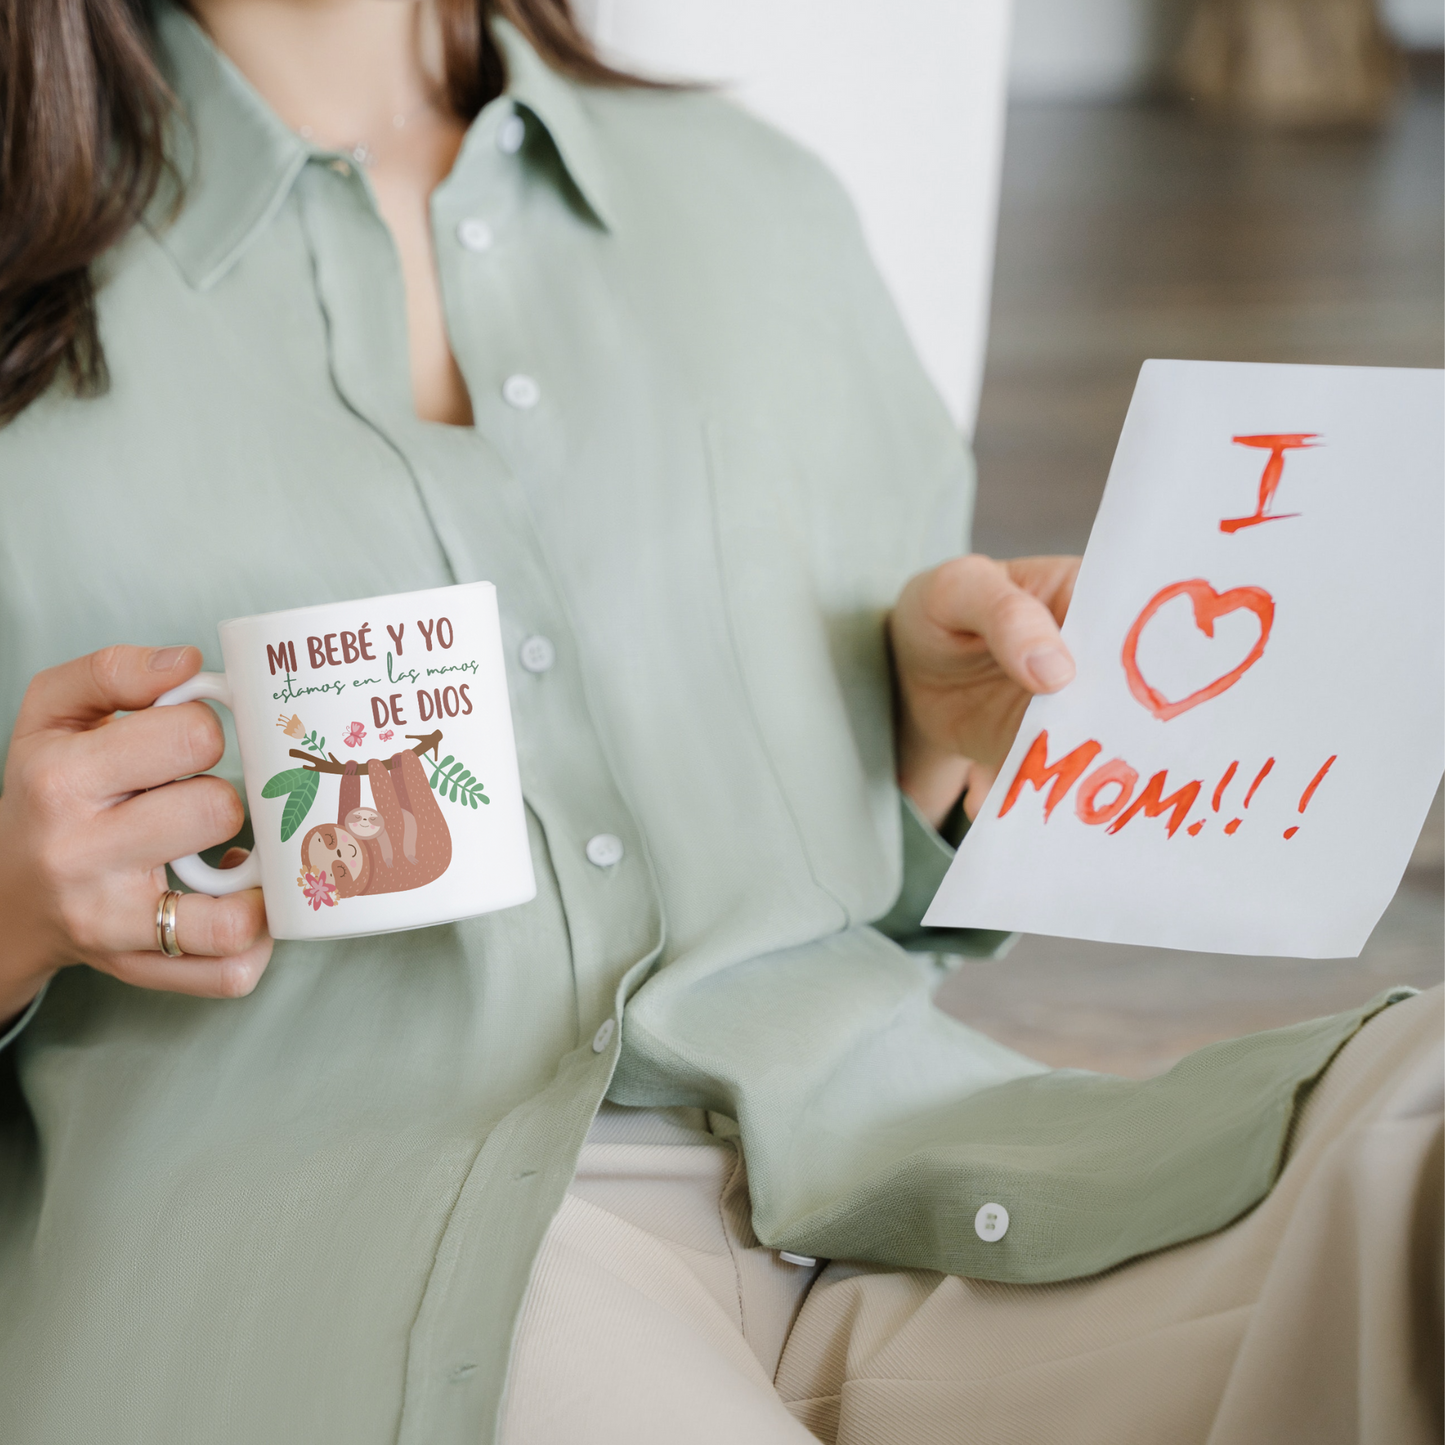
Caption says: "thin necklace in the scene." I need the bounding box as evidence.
[298,106,418,168]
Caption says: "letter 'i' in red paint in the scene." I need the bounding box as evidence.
[1223,757,1274,834]
[1221,434,1318,533]
[1283,756,1337,839]
[1189,759,1240,835]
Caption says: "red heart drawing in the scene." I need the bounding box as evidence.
[1121,579,1274,722]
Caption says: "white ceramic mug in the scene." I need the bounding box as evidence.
[156,581,535,940]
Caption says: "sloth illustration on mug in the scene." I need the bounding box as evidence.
[300,751,453,898]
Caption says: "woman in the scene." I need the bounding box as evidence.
[0,2,1437,1442]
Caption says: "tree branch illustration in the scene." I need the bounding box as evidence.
[289,730,443,775]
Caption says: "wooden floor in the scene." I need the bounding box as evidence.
[934,72,1445,1077]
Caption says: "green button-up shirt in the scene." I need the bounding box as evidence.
[0,11,1406,1443]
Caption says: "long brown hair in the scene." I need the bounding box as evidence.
[0,0,642,425]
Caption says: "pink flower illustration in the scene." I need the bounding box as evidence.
[378,728,394,742]
[299,870,338,910]
[342,720,366,748]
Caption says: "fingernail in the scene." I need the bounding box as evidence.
[1026,648,1074,691]
[148,646,186,672]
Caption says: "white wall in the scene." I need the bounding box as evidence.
[1009,0,1188,100]
[1010,0,1441,103]
[1382,0,1445,48]
[581,0,1015,435]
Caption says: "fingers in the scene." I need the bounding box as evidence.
[4,644,271,1006]
[95,775,244,869]
[102,933,273,1000]
[927,556,1075,695]
[168,888,270,958]
[117,776,241,866]
[19,646,204,737]
[1003,554,1081,628]
[62,701,227,802]
[1034,551,1080,621]
[58,869,268,959]
[14,645,202,738]
[962,764,999,822]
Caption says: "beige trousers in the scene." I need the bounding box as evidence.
[499,987,1443,1445]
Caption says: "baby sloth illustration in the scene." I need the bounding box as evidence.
[343,805,400,867]
[300,751,451,898]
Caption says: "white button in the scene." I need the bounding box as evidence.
[591,1018,615,1053]
[519,635,555,673]
[586,833,624,868]
[974,1202,1009,1242]
[457,218,494,253]
[498,114,526,154]
[778,1251,818,1267]
[502,374,540,410]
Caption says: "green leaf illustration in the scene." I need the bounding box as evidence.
[262,767,315,798]
[279,770,320,841]
[419,748,489,807]
[262,767,320,841]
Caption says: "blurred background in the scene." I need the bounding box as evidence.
[589,0,1444,1075]
[943,0,1445,1075]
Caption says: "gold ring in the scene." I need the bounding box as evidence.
[156,890,184,957]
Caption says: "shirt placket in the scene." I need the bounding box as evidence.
[291,135,663,1038]
[291,120,666,1440]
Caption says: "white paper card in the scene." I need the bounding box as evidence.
[924,360,1444,958]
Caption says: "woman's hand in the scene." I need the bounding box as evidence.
[888,554,1081,826]
[0,645,273,1025]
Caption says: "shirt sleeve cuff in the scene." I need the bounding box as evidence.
[0,981,49,1054]
[871,793,1016,959]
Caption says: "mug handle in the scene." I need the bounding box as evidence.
[153,671,263,897]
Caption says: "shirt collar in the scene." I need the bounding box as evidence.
[494,20,617,231]
[152,7,615,291]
